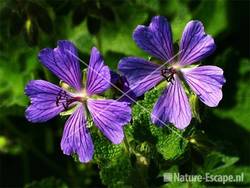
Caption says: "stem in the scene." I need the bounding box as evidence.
[123,132,130,154]
[42,66,52,82]
[123,132,149,187]
[96,32,102,51]
[134,153,149,188]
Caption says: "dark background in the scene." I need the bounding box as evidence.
[0,0,249,187]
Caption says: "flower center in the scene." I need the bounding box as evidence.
[73,89,89,102]
[161,63,182,83]
[56,89,88,110]
[56,90,75,110]
[161,67,177,82]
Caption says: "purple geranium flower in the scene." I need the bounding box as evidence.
[119,16,225,129]
[25,40,131,162]
[110,71,137,105]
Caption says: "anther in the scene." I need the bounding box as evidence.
[161,67,176,83]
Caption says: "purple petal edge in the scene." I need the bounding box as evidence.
[86,47,111,96]
[38,40,82,91]
[182,65,226,107]
[133,16,174,62]
[179,21,216,66]
[151,76,192,129]
[25,80,72,123]
[61,105,94,163]
[87,99,131,144]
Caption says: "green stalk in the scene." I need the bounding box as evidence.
[96,32,102,51]
[123,132,131,154]
[123,132,149,187]
[42,66,52,82]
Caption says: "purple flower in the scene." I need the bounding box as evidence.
[119,16,225,129]
[25,40,131,163]
[110,71,137,105]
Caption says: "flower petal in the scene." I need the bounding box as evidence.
[61,105,94,163]
[110,70,120,85]
[110,71,137,104]
[86,47,111,96]
[87,99,131,144]
[179,21,216,66]
[117,76,137,105]
[133,16,174,61]
[182,65,226,107]
[38,40,82,91]
[25,80,73,123]
[118,57,163,97]
[151,76,192,129]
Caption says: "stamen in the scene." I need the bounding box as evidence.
[161,67,176,83]
[56,90,78,110]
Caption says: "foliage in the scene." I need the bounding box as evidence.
[0,0,249,188]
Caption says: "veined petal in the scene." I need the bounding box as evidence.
[182,65,226,107]
[61,105,94,163]
[86,47,110,96]
[179,21,216,66]
[133,16,174,61]
[38,40,82,91]
[25,80,73,123]
[151,76,192,129]
[117,76,137,105]
[118,57,163,97]
[110,70,120,85]
[87,99,131,144]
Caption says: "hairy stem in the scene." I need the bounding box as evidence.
[123,132,131,154]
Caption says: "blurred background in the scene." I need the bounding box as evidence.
[0,0,249,187]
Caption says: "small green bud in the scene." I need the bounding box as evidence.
[25,19,32,33]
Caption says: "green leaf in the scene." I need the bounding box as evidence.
[100,4,148,57]
[170,2,192,42]
[157,0,192,42]
[130,85,188,161]
[92,130,123,164]
[135,0,160,13]
[0,136,8,151]
[192,0,227,36]
[156,130,188,161]
[0,49,38,107]
[202,151,239,174]
[69,21,93,54]
[0,135,22,155]
[223,166,250,185]
[99,154,133,188]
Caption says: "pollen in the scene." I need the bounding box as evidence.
[72,89,89,102]
[172,64,181,71]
